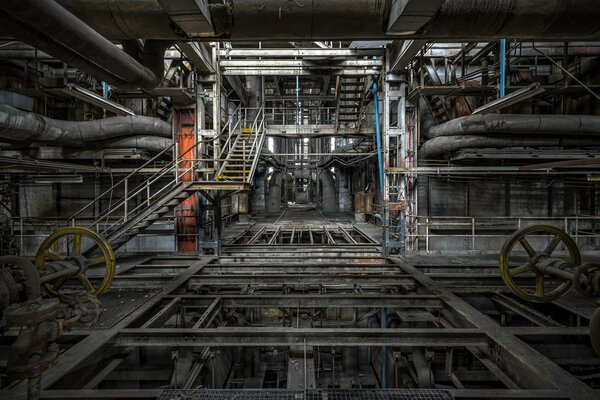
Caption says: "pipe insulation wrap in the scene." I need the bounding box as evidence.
[0,0,163,88]
[428,114,600,139]
[0,104,171,149]
[423,0,600,39]
[99,136,172,153]
[49,0,600,40]
[420,134,600,159]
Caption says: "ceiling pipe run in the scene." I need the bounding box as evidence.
[428,114,600,139]
[48,0,600,40]
[0,104,171,152]
[0,0,164,88]
[419,134,600,159]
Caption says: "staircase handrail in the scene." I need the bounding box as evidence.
[67,143,176,225]
[69,141,201,233]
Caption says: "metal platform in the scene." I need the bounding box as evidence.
[157,389,454,400]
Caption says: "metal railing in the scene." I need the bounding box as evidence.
[264,106,337,126]
[67,141,202,237]
[400,215,600,253]
[216,105,266,183]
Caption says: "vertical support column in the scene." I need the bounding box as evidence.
[173,109,198,253]
[382,66,410,254]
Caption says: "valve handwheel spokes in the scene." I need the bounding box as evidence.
[35,227,116,304]
[499,225,581,302]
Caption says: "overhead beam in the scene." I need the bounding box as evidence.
[219,49,384,58]
[220,60,382,67]
[177,42,214,74]
[222,69,381,77]
[472,83,546,115]
[113,327,487,347]
[388,40,426,72]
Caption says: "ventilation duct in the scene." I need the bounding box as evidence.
[0,0,165,88]
[0,104,171,153]
[428,114,600,138]
[48,0,600,40]
[420,134,600,159]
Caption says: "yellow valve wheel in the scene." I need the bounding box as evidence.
[499,225,580,302]
[35,227,116,304]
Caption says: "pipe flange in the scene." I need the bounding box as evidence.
[5,298,60,327]
[574,263,600,298]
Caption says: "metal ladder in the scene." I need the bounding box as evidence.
[335,76,367,130]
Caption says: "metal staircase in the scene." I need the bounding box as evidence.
[335,76,367,130]
[216,106,266,185]
[68,106,267,253]
[68,144,200,253]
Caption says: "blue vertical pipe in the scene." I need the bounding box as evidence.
[372,83,384,196]
[102,82,109,98]
[373,82,387,387]
[499,39,507,98]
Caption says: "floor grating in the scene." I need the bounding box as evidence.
[70,288,159,329]
[158,389,454,400]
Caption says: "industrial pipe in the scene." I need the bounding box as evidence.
[0,0,163,88]
[99,136,172,153]
[320,169,338,213]
[419,134,600,159]
[0,104,171,151]
[0,256,41,302]
[429,114,600,139]
[47,1,600,41]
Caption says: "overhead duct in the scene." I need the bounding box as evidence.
[420,0,600,40]
[266,171,283,214]
[428,114,600,139]
[0,0,165,88]
[0,104,171,152]
[48,0,600,40]
[321,170,338,213]
[419,134,600,159]
[99,136,172,153]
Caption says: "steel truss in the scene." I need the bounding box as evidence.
[2,253,598,400]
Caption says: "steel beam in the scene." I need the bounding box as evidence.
[112,327,487,347]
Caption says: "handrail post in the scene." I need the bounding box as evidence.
[471,218,475,251]
[124,179,128,221]
[175,142,180,184]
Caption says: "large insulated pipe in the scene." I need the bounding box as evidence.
[420,134,600,159]
[50,1,600,41]
[321,169,338,213]
[422,0,600,40]
[0,0,162,88]
[0,104,171,148]
[99,136,172,153]
[429,114,600,138]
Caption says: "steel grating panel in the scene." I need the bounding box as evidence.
[157,389,454,400]
[70,288,160,329]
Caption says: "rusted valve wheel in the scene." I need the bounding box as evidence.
[35,227,116,304]
[499,225,580,302]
